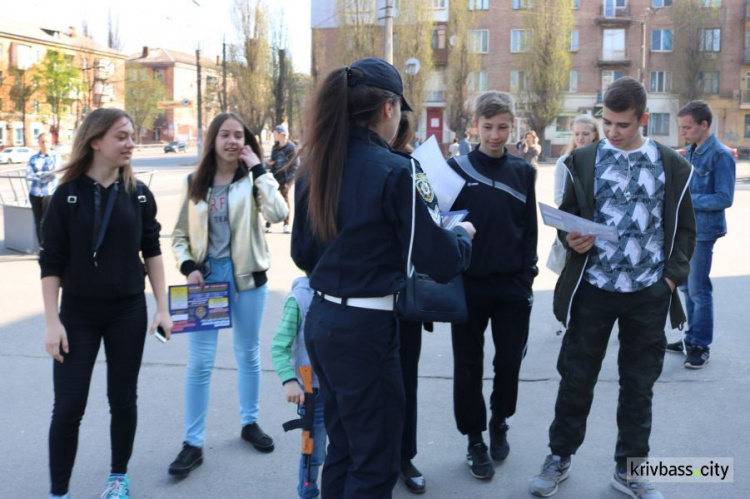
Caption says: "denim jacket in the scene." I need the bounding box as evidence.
[686,134,735,241]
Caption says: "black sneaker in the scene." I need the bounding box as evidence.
[666,338,691,354]
[685,345,710,369]
[168,442,203,476]
[489,422,510,461]
[466,442,495,480]
[241,423,275,452]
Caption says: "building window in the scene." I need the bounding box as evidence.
[431,0,447,8]
[604,0,627,17]
[468,71,488,92]
[651,29,673,52]
[566,70,579,92]
[33,100,40,113]
[469,0,489,10]
[649,71,672,93]
[510,70,530,92]
[570,30,580,52]
[573,0,580,9]
[701,0,721,6]
[513,0,533,9]
[557,116,576,134]
[700,29,721,52]
[511,29,533,53]
[744,115,750,138]
[602,70,624,94]
[14,126,24,145]
[649,113,670,136]
[653,0,672,6]
[699,71,720,94]
[470,30,490,53]
[602,29,626,60]
[432,26,446,49]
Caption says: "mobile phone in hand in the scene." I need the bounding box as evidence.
[155,326,168,343]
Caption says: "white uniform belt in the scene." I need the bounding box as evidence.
[316,291,394,311]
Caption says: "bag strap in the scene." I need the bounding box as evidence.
[405,159,416,278]
[92,181,119,266]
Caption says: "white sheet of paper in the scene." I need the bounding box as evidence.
[539,203,619,242]
[411,135,465,212]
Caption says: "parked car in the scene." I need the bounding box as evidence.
[164,141,187,153]
[0,147,35,164]
[677,145,738,160]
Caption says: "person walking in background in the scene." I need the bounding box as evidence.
[26,132,59,246]
[458,131,472,156]
[169,112,288,477]
[547,115,600,274]
[39,108,172,499]
[271,275,326,499]
[530,77,695,499]
[667,100,736,369]
[266,124,298,234]
[448,137,460,158]
[519,131,541,169]
[447,91,538,481]
[292,57,474,498]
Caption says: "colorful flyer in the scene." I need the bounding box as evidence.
[168,282,232,333]
[441,210,469,230]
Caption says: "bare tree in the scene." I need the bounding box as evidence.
[334,0,381,66]
[520,0,575,154]
[671,0,721,105]
[107,9,122,51]
[270,16,293,126]
[9,67,38,146]
[392,0,434,120]
[445,0,479,137]
[125,64,165,145]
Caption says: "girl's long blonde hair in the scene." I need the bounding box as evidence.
[564,115,600,155]
[59,108,138,192]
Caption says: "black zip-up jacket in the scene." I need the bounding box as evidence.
[39,175,161,297]
[447,148,538,299]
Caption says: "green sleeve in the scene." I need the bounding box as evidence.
[270,297,302,384]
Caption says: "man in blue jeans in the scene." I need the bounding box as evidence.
[669,100,736,369]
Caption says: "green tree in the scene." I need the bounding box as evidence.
[9,67,38,145]
[520,0,575,154]
[335,0,381,66]
[33,50,84,144]
[445,0,479,137]
[229,0,273,136]
[125,64,165,145]
[393,0,434,121]
[671,0,721,104]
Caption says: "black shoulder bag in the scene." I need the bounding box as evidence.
[396,159,468,324]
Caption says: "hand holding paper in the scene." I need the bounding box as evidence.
[538,203,619,242]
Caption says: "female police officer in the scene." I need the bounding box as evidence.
[292,57,475,498]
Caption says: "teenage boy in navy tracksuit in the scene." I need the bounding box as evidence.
[447,90,538,480]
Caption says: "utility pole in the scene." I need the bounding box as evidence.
[384,0,393,64]
[222,38,228,113]
[196,49,203,158]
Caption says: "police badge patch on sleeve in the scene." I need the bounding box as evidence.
[414,173,434,203]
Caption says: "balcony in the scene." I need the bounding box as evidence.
[433,47,448,66]
[597,50,631,67]
[595,6,633,26]
[741,89,750,109]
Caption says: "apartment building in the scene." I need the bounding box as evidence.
[0,17,125,147]
[311,0,749,154]
[126,47,221,144]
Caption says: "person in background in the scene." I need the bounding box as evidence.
[459,131,472,156]
[667,100,736,369]
[519,131,541,169]
[39,108,171,499]
[266,124,299,234]
[27,132,59,245]
[547,115,600,274]
[448,137,460,158]
[169,112,288,477]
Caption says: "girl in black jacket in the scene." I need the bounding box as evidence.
[39,108,171,499]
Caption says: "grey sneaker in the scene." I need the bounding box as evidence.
[684,345,710,369]
[530,454,571,497]
[611,469,664,499]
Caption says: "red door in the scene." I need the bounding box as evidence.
[426,108,443,143]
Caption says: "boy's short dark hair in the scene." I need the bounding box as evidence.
[603,77,647,118]
[474,91,514,121]
[677,100,713,128]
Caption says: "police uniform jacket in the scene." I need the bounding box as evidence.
[292,126,472,298]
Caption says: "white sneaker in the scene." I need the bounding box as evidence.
[265,226,271,233]
[283,225,291,234]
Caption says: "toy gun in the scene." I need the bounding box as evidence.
[282,365,316,486]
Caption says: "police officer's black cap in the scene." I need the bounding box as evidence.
[348,57,413,112]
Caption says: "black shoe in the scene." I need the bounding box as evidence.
[685,345,710,369]
[168,442,203,476]
[489,422,510,461]
[400,460,426,494]
[241,423,275,452]
[466,442,495,480]
[666,338,691,354]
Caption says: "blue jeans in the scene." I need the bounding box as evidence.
[680,240,715,349]
[298,389,327,499]
[184,257,268,447]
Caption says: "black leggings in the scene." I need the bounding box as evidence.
[29,194,50,245]
[49,293,147,495]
